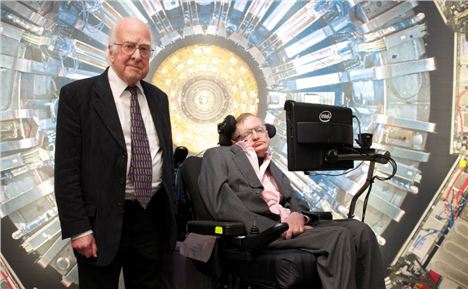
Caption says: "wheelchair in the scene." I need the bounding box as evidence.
[177,154,323,289]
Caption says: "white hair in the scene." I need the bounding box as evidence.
[107,18,154,57]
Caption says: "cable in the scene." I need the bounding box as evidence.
[352,114,362,137]
[361,153,397,221]
[374,154,397,181]
[361,180,373,222]
[456,88,468,138]
[411,229,439,251]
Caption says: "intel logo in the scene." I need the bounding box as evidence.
[319,111,332,122]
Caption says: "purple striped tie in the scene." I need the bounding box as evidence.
[127,86,153,208]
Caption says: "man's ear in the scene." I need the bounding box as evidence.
[108,46,115,63]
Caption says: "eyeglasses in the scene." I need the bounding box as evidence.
[113,42,153,57]
[236,126,267,141]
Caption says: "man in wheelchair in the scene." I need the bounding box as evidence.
[197,113,385,289]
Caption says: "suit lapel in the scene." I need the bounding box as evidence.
[230,145,263,188]
[268,161,290,198]
[141,81,167,148]
[92,70,126,149]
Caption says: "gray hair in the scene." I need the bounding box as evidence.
[232,113,261,140]
[107,18,154,55]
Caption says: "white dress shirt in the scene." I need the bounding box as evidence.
[108,67,163,199]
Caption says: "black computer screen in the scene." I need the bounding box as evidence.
[284,100,354,171]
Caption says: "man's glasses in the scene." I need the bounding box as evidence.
[236,126,267,141]
[113,42,153,57]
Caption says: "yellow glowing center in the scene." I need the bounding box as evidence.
[152,44,259,153]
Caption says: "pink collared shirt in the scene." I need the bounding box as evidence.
[236,141,291,222]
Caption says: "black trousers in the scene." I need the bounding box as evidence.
[77,199,163,289]
[269,219,385,289]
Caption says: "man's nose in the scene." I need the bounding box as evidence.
[131,48,142,59]
[251,130,260,139]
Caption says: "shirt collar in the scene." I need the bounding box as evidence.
[108,66,144,97]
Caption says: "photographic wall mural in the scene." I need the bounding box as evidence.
[0,1,455,288]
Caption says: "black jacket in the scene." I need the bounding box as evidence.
[54,69,176,266]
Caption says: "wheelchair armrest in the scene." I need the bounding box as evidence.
[311,211,333,220]
[303,211,333,225]
[187,220,246,236]
[239,223,289,251]
[187,221,288,250]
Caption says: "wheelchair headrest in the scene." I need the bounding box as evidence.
[217,115,276,146]
[174,146,188,168]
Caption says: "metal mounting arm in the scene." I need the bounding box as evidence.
[326,149,391,219]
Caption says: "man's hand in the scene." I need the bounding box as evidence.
[72,234,98,258]
[282,212,307,240]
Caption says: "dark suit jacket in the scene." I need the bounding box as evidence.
[54,69,176,266]
[198,145,310,233]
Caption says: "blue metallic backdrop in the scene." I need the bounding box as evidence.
[0,1,454,288]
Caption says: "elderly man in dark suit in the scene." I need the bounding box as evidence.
[54,17,175,289]
[199,113,385,289]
